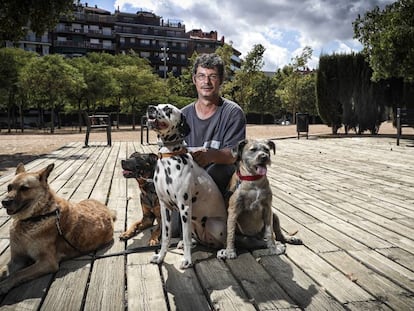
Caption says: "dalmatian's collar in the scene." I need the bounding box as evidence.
[158,148,188,159]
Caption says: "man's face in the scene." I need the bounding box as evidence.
[192,66,221,99]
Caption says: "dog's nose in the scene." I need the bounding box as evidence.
[1,199,12,208]
[147,106,157,118]
[259,153,269,162]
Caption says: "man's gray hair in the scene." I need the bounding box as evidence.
[192,53,225,81]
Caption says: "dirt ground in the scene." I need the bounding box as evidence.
[0,121,406,176]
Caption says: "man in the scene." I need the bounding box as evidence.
[182,53,245,194]
[180,53,302,248]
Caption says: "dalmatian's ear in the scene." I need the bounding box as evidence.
[232,139,248,161]
[266,140,276,155]
[178,114,191,137]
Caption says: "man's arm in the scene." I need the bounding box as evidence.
[191,148,236,167]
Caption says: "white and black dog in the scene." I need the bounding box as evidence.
[146,104,227,269]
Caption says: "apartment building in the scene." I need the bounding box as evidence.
[5,3,241,78]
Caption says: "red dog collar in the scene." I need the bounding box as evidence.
[236,170,264,181]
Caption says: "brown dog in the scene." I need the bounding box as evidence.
[217,139,299,259]
[119,152,161,245]
[0,163,116,294]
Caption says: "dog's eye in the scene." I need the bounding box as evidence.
[20,185,29,191]
[7,184,12,192]
[250,148,257,152]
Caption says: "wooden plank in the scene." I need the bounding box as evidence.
[225,252,298,310]
[0,274,52,309]
[83,142,126,310]
[160,249,211,311]
[192,249,256,311]
[83,239,125,311]
[90,142,121,203]
[321,251,413,310]
[40,259,91,311]
[348,249,414,292]
[127,251,168,311]
[286,246,374,304]
[252,249,346,310]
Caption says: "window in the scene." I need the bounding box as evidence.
[141,39,150,45]
[103,40,112,48]
[140,51,150,58]
[102,27,112,35]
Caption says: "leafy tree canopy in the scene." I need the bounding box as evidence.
[0,0,73,42]
[353,0,414,82]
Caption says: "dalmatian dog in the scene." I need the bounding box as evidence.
[146,104,227,269]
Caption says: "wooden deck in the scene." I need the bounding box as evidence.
[0,136,413,310]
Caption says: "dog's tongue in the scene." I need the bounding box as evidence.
[256,166,267,176]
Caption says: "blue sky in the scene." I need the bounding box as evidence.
[89,0,394,71]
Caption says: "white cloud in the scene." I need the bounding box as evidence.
[108,0,394,71]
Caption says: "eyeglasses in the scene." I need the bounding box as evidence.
[195,73,219,82]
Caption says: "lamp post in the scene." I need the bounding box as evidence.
[161,44,169,79]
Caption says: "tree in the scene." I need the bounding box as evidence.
[115,65,166,130]
[0,48,36,132]
[19,54,83,133]
[0,0,73,43]
[215,43,235,81]
[353,0,414,82]
[276,47,315,123]
[249,73,278,122]
[224,44,266,111]
[66,57,90,132]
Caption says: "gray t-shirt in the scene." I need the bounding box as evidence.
[181,98,246,149]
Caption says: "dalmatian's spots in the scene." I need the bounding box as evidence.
[183,193,188,201]
[176,164,181,170]
[182,215,187,223]
[192,196,197,203]
[165,172,173,185]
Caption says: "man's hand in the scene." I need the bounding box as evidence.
[191,150,212,167]
[191,148,236,167]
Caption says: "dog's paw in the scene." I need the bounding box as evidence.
[216,248,237,260]
[149,238,160,246]
[286,236,303,245]
[268,242,286,255]
[119,232,133,241]
[150,254,164,265]
[176,239,197,249]
[179,258,193,269]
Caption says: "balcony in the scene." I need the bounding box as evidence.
[53,40,116,50]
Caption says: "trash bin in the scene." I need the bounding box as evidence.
[296,113,309,139]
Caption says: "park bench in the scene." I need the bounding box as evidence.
[83,112,112,147]
[396,107,414,146]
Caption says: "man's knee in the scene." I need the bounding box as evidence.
[206,164,235,195]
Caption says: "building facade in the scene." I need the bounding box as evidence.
[5,3,241,78]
